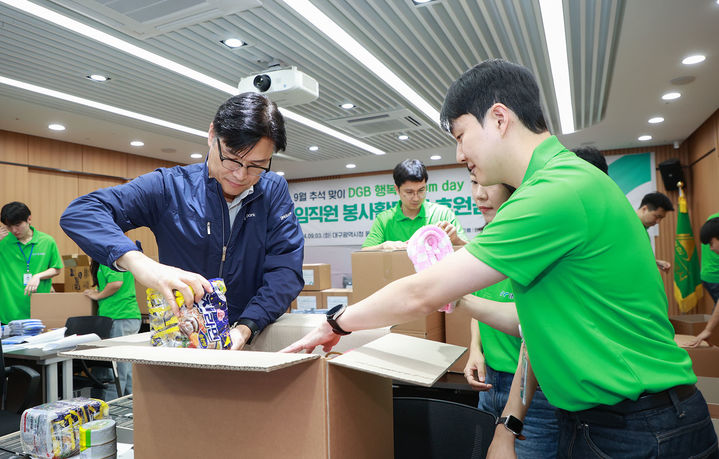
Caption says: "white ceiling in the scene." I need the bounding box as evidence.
[0,0,717,180]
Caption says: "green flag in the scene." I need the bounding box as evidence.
[673,183,703,312]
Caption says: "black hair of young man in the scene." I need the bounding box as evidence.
[700,217,719,245]
[212,92,287,155]
[440,58,548,134]
[572,146,609,175]
[0,201,31,226]
[640,192,675,212]
[393,159,428,188]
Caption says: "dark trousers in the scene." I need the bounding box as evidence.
[557,386,718,458]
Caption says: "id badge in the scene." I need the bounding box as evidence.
[23,272,32,286]
[520,342,528,406]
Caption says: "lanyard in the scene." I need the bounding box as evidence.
[17,242,35,273]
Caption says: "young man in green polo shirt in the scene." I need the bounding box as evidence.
[637,192,674,272]
[84,260,142,398]
[283,59,717,458]
[0,202,63,324]
[362,159,468,250]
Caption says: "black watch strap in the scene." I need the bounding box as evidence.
[326,304,351,335]
[496,415,524,438]
[232,319,260,345]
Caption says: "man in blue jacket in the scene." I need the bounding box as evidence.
[61,93,304,350]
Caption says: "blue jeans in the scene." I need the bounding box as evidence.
[479,365,559,458]
[556,387,718,458]
[703,281,719,304]
[99,318,141,400]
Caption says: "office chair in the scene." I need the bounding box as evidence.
[64,316,122,398]
[393,397,497,459]
[0,341,41,435]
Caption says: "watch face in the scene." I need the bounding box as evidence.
[327,303,345,318]
[505,416,523,434]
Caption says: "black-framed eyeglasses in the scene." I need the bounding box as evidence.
[216,138,271,176]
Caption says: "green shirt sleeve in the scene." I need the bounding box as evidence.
[465,182,586,286]
[362,214,388,248]
[100,264,124,284]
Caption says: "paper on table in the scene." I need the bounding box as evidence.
[41,333,101,351]
[24,327,67,344]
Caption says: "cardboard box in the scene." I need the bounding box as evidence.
[322,288,353,309]
[670,314,718,346]
[302,263,332,291]
[291,291,323,310]
[351,250,415,302]
[31,292,96,329]
[685,346,719,378]
[64,314,465,459]
[697,376,719,419]
[62,254,92,292]
[391,311,446,343]
[444,307,474,373]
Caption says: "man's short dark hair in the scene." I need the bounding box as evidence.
[700,217,719,245]
[393,159,428,188]
[212,92,287,155]
[572,146,609,175]
[440,59,548,134]
[640,192,674,212]
[1,201,31,225]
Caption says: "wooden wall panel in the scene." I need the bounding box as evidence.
[27,169,79,255]
[126,227,159,259]
[127,155,163,179]
[0,130,29,163]
[82,145,128,178]
[28,136,83,171]
[0,164,29,204]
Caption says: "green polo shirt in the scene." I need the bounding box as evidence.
[0,227,62,323]
[474,278,521,373]
[701,212,719,283]
[362,201,467,247]
[96,264,141,320]
[465,136,695,411]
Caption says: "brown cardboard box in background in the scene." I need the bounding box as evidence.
[291,291,323,310]
[31,292,96,329]
[351,250,415,302]
[444,307,474,373]
[62,254,92,292]
[670,314,719,346]
[322,288,353,309]
[391,311,446,343]
[64,315,465,459]
[301,263,332,291]
[134,280,149,315]
[685,346,719,377]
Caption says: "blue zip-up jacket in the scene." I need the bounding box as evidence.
[59,161,304,331]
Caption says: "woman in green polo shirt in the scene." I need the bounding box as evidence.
[84,260,141,399]
[462,174,558,458]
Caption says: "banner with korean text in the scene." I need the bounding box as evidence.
[289,152,655,246]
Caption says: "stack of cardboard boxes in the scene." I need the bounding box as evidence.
[290,263,353,312]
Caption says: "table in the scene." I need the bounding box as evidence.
[0,395,134,458]
[4,348,73,403]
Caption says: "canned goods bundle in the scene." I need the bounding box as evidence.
[79,419,117,459]
[147,278,232,349]
[20,397,109,459]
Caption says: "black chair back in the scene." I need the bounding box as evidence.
[0,340,41,435]
[64,316,113,339]
[393,397,497,459]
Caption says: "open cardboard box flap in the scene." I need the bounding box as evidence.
[62,314,465,385]
[329,333,465,387]
[61,345,319,372]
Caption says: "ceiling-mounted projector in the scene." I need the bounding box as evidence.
[238,66,319,107]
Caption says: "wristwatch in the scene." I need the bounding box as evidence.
[496,415,524,438]
[326,304,351,335]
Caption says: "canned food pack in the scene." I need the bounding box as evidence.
[147,278,232,349]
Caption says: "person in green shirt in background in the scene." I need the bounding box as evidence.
[0,202,62,324]
[362,159,468,250]
[463,171,558,458]
[688,215,719,347]
[636,192,674,272]
[84,259,141,399]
